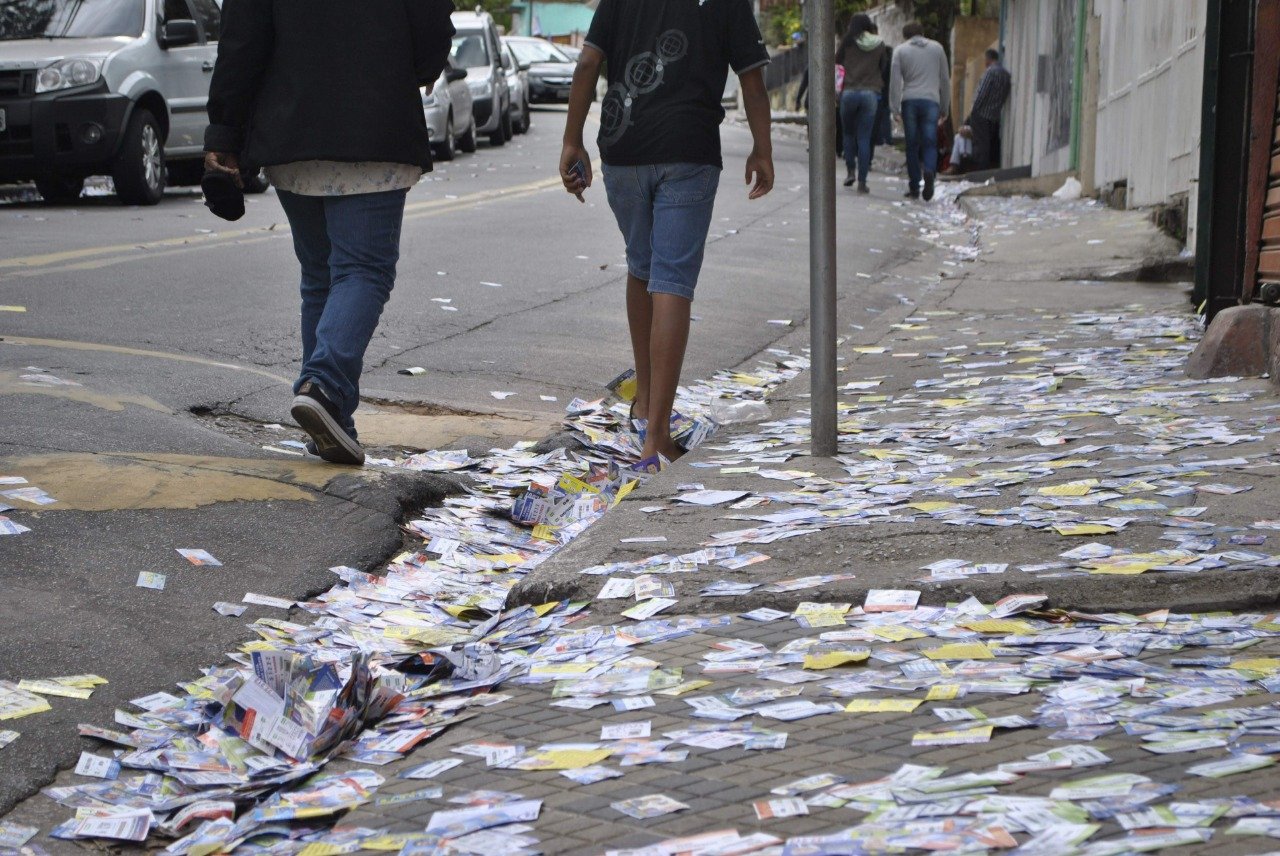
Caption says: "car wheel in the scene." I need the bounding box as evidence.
[514,99,530,134]
[112,108,165,205]
[458,117,477,153]
[435,114,457,161]
[242,167,270,194]
[34,174,85,203]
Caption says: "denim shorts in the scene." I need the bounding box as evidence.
[601,162,721,301]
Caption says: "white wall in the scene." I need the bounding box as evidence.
[1001,0,1205,249]
[1093,0,1205,245]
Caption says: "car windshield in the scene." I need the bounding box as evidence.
[0,0,145,40]
[507,39,571,65]
[451,31,490,69]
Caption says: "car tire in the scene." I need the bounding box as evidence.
[458,118,477,153]
[112,108,165,206]
[242,167,270,194]
[34,174,85,203]
[489,120,506,147]
[516,99,530,134]
[435,114,457,161]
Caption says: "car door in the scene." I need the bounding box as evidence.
[157,0,210,153]
[183,0,223,152]
[447,66,473,132]
[486,25,508,111]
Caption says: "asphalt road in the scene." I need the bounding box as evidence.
[0,107,923,811]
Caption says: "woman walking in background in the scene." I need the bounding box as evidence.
[836,13,890,193]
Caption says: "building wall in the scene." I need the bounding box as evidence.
[1001,0,1206,250]
[1001,0,1077,174]
[510,0,595,41]
[1092,0,1205,214]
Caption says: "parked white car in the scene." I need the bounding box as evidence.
[0,0,268,204]
[499,40,529,136]
[423,65,475,161]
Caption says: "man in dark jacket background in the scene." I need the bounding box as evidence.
[204,0,454,466]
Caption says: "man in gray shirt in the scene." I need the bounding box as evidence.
[890,21,950,201]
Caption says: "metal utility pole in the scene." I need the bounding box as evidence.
[807,0,838,457]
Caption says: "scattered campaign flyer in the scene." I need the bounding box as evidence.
[242,592,295,609]
[864,589,921,612]
[135,572,166,590]
[425,798,542,837]
[611,794,689,819]
[601,721,650,740]
[177,548,222,566]
[0,822,39,849]
[754,797,809,820]
[0,516,31,535]
[401,758,465,780]
[74,751,121,779]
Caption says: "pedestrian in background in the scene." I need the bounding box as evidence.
[872,23,894,149]
[560,0,775,466]
[890,20,950,201]
[836,13,890,193]
[964,48,1011,171]
[795,64,844,159]
[204,0,455,466]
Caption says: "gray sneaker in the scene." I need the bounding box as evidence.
[291,381,364,466]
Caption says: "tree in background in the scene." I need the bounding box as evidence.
[763,0,878,48]
[471,0,514,32]
[912,0,962,48]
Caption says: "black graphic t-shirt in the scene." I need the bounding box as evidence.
[585,0,769,168]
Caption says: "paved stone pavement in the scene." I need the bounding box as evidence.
[335,618,1280,855]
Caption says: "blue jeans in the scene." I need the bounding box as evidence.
[601,163,721,301]
[839,89,879,183]
[901,98,941,192]
[277,188,408,435]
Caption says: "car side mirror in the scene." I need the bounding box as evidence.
[501,55,513,70]
[161,19,200,48]
[445,66,468,83]
[518,61,531,71]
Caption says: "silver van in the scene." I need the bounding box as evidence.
[0,0,266,204]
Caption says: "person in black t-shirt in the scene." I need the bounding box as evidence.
[560,0,774,466]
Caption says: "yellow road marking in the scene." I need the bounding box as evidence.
[0,334,290,382]
[0,306,25,312]
[0,173,564,280]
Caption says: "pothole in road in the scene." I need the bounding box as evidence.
[190,399,563,457]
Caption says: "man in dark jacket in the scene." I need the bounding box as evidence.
[204,0,454,466]
[963,48,1011,171]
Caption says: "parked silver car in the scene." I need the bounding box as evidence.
[504,36,575,104]
[449,10,510,147]
[0,0,268,204]
[423,65,475,161]
[499,40,529,135]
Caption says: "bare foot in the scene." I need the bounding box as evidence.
[642,438,684,462]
